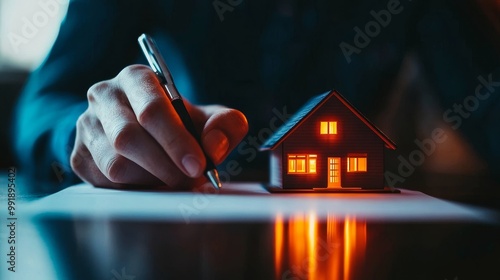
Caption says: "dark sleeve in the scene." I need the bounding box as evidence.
[13,0,154,193]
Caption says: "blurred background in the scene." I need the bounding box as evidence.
[1,0,499,207]
[1,3,499,279]
[0,0,68,167]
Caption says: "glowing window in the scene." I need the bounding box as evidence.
[309,156,316,173]
[320,121,337,134]
[288,154,317,174]
[347,155,367,172]
[296,155,306,172]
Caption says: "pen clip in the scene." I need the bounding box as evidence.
[138,33,181,100]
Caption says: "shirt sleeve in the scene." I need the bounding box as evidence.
[13,0,153,193]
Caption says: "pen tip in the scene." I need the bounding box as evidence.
[206,169,222,190]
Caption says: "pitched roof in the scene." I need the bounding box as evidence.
[259,90,396,150]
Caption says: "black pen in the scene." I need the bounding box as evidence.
[138,33,222,190]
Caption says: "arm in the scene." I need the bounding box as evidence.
[15,0,249,192]
[14,0,152,192]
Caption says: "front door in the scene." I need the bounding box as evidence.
[327,157,341,188]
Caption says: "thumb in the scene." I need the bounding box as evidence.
[199,106,248,164]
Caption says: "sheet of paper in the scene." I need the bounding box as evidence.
[25,183,496,223]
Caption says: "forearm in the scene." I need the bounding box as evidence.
[14,84,87,193]
[12,0,153,193]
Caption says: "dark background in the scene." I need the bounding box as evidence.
[2,0,500,208]
[0,69,27,168]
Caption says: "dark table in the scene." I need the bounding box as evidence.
[2,181,498,280]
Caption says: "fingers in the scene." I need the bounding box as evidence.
[198,106,249,164]
[71,64,249,189]
[117,65,206,178]
[71,110,164,187]
[87,79,187,185]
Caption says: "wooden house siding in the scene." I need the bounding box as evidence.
[280,95,386,189]
[261,90,395,189]
[270,145,282,187]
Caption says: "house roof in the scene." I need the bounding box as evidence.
[259,90,396,151]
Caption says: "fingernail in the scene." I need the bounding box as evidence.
[182,155,203,177]
[204,129,229,163]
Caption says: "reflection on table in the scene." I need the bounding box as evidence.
[18,183,500,279]
[275,214,367,280]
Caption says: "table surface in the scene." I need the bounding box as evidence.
[25,182,498,223]
[2,182,500,280]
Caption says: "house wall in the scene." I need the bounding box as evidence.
[270,146,282,187]
[281,96,386,189]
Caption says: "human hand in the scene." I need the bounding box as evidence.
[70,65,248,189]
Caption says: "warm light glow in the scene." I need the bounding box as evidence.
[288,154,317,174]
[327,215,341,280]
[329,122,337,134]
[344,217,367,280]
[320,121,337,135]
[328,157,341,188]
[320,122,328,134]
[274,214,367,280]
[289,158,296,172]
[344,219,352,280]
[308,212,317,279]
[297,156,306,172]
[347,155,367,172]
[309,159,316,173]
[359,158,367,171]
[288,214,307,269]
[274,214,284,279]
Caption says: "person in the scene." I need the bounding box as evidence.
[14,0,500,195]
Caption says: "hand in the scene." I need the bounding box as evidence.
[70,65,248,189]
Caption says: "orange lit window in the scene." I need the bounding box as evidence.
[320,121,337,134]
[347,155,367,172]
[288,154,317,174]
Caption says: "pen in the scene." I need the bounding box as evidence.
[138,33,222,190]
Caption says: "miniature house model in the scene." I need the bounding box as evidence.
[260,90,396,190]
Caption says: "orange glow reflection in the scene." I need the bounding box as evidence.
[274,214,366,280]
[275,214,284,279]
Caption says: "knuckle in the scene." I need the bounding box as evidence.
[136,98,164,126]
[110,122,138,153]
[76,112,99,145]
[70,146,91,179]
[105,155,127,183]
[122,64,150,74]
[70,148,83,172]
[119,65,160,100]
[75,114,85,131]
[87,81,112,102]
[76,111,91,130]
[120,64,154,81]
[70,143,91,170]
